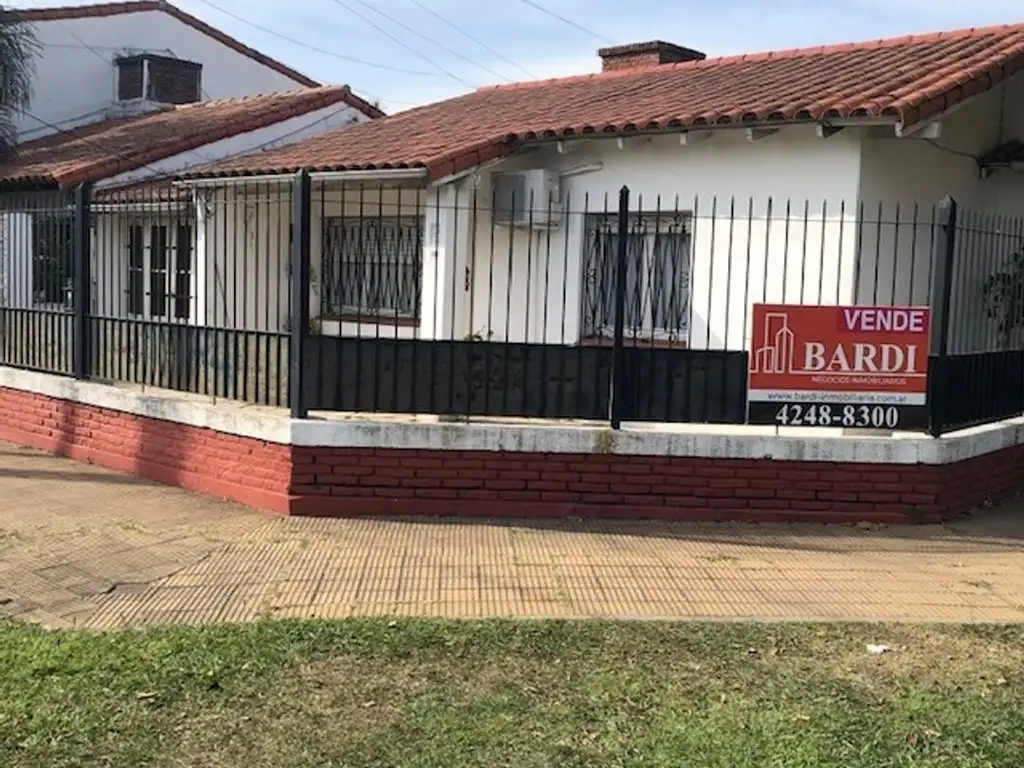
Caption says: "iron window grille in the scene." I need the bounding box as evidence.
[321,216,422,318]
[581,212,692,342]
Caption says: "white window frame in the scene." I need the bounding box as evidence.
[126,220,194,321]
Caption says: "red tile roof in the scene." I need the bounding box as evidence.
[0,86,365,188]
[15,1,337,95]
[184,23,1024,182]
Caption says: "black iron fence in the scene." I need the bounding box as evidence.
[0,174,1020,436]
[934,201,1024,433]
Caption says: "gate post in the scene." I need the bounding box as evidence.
[72,182,92,380]
[289,170,312,419]
[928,196,957,437]
[609,185,630,429]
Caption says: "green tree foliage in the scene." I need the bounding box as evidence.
[0,7,39,155]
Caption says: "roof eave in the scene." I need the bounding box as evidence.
[178,166,430,186]
[515,115,902,148]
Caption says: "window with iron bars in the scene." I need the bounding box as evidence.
[321,216,422,319]
[581,212,692,342]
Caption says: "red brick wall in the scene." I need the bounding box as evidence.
[289,447,959,523]
[2,386,1022,522]
[0,387,293,513]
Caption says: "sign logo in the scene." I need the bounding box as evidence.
[747,304,931,430]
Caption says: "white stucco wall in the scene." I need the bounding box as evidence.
[17,10,316,141]
[193,186,289,332]
[857,72,1024,352]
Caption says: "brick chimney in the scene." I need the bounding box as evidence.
[598,41,706,71]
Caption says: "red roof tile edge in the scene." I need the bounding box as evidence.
[4,86,360,188]
[179,21,1024,182]
[480,22,1024,93]
[14,1,382,119]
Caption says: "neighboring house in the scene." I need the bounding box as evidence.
[177,24,1024,358]
[0,85,380,373]
[12,0,352,141]
[0,1,383,359]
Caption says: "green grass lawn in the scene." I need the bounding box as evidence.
[1,620,1023,767]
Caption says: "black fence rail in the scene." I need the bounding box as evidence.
[932,201,1024,433]
[0,189,76,375]
[294,176,943,427]
[0,174,1020,437]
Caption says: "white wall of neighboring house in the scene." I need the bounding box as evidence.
[17,10,314,141]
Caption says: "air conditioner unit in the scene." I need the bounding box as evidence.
[492,169,561,228]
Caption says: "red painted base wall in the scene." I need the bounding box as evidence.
[2,387,1020,523]
[0,387,294,514]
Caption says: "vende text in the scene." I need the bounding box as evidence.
[841,308,927,333]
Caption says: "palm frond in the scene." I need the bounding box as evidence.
[0,7,40,157]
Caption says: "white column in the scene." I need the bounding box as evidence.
[420,180,472,340]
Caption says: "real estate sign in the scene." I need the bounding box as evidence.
[747,304,931,431]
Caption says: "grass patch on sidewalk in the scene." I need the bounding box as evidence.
[1,620,1023,767]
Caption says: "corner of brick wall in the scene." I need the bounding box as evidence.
[0,386,293,514]
[3,385,1023,523]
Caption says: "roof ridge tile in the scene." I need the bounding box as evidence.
[481,22,1024,93]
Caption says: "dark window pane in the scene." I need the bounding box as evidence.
[127,225,144,316]
[31,212,73,306]
[146,56,202,104]
[174,224,192,320]
[117,57,144,100]
[150,225,168,318]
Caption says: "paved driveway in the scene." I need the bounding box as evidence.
[2,441,1023,629]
